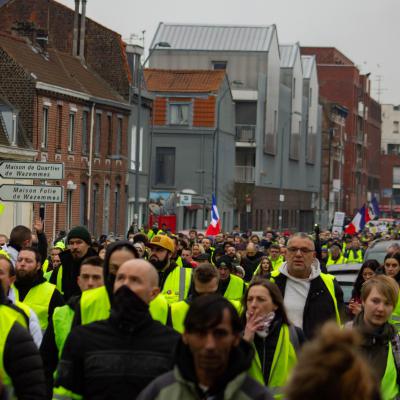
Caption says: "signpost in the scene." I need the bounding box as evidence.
[0,184,64,203]
[0,161,64,180]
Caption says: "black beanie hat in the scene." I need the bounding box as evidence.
[67,226,91,245]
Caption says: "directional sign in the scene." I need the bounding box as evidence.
[0,161,64,180]
[0,184,64,203]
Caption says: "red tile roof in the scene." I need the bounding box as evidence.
[144,69,226,93]
[0,33,127,104]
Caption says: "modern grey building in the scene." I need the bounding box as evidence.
[143,68,235,231]
[150,23,322,231]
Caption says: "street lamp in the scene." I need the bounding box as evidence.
[278,111,302,232]
[213,80,242,200]
[133,41,170,226]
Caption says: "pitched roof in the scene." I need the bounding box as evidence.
[151,22,275,52]
[301,55,316,79]
[0,33,127,104]
[144,69,226,93]
[279,44,299,68]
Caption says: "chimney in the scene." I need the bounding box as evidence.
[79,0,87,61]
[125,44,144,88]
[72,0,80,57]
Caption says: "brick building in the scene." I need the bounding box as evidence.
[301,47,381,216]
[0,32,130,239]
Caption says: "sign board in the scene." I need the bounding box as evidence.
[0,161,64,180]
[333,211,346,227]
[0,184,64,203]
[383,188,393,198]
[332,179,341,192]
[178,194,192,207]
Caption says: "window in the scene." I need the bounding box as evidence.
[42,107,49,148]
[130,126,143,171]
[169,103,190,125]
[95,113,101,155]
[394,121,399,134]
[68,112,75,152]
[103,183,110,235]
[212,61,227,70]
[66,190,73,231]
[91,183,99,235]
[394,167,400,185]
[107,114,112,156]
[80,183,87,226]
[116,117,123,156]
[309,88,312,108]
[82,111,89,154]
[388,144,400,155]
[114,185,120,234]
[292,78,296,99]
[11,114,17,145]
[155,147,175,186]
[56,105,62,150]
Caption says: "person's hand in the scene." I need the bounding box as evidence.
[243,311,267,343]
[33,218,44,234]
[348,300,362,316]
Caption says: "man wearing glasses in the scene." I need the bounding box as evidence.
[270,232,344,339]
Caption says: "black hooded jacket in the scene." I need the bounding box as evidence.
[55,287,179,399]
[0,286,47,399]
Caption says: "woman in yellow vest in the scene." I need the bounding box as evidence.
[253,256,273,279]
[243,278,304,399]
[348,275,400,400]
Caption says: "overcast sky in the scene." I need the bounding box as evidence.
[58,0,399,105]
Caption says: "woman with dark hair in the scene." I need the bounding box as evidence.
[243,278,304,397]
[253,256,273,279]
[348,259,380,316]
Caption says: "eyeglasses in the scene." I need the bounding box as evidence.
[287,247,314,254]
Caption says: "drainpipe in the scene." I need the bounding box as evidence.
[72,0,80,57]
[79,0,87,61]
[87,102,95,230]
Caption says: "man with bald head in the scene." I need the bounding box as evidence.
[55,259,179,400]
[270,232,344,339]
[240,242,264,281]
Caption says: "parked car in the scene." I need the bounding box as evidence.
[326,263,362,304]
[364,239,400,265]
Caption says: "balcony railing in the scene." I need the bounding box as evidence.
[235,124,256,142]
[235,165,255,183]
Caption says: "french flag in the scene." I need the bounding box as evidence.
[345,205,370,235]
[205,194,221,236]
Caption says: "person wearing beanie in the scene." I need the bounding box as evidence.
[50,226,97,301]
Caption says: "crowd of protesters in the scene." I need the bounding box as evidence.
[0,219,400,399]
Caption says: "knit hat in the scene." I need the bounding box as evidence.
[67,226,91,245]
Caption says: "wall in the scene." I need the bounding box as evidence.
[381,104,400,153]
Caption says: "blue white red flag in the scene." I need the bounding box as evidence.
[345,205,370,235]
[205,194,221,236]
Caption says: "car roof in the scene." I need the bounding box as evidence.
[368,239,400,251]
[327,263,362,273]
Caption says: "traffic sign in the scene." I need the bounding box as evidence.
[0,161,64,180]
[0,184,64,203]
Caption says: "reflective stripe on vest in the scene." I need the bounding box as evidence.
[248,324,297,399]
[53,305,75,358]
[224,274,245,301]
[270,271,341,325]
[80,285,169,326]
[381,342,400,400]
[0,305,28,398]
[162,267,192,304]
[13,282,56,331]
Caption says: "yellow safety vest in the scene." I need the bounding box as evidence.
[269,256,284,272]
[326,254,346,266]
[270,271,341,326]
[223,274,245,301]
[80,286,169,326]
[12,282,56,331]
[52,265,64,294]
[0,305,28,399]
[390,296,400,332]
[53,305,75,358]
[42,259,50,274]
[381,342,400,400]
[161,267,192,304]
[345,249,364,263]
[248,324,297,399]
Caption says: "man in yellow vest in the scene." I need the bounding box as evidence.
[270,232,344,339]
[13,247,64,332]
[0,253,42,347]
[148,235,192,304]
[326,244,346,266]
[54,259,179,399]
[216,255,246,301]
[0,287,47,399]
[345,237,364,263]
[138,295,273,400]
[269,244,285,271]
[40,256,104,392]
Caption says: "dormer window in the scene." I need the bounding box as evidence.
[169,102,190,126]
[11,113,17,145]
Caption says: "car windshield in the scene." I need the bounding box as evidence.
[365,251,386,265]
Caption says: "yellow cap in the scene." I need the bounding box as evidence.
[148,235,175,253]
